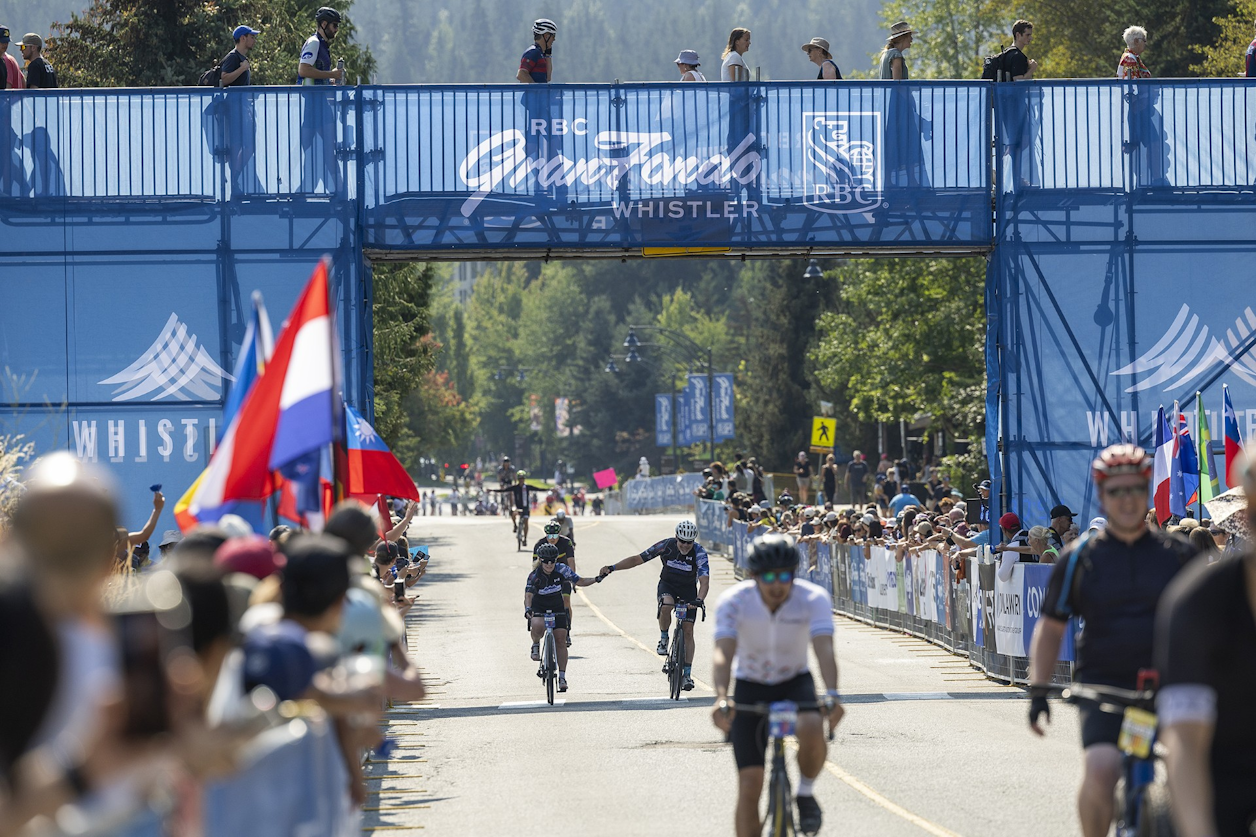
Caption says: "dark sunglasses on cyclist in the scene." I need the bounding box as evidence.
[1103,485,1148,498]
[758,570,795,584]
[540,558,556,565]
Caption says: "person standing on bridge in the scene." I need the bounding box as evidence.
[295,7,344,193]
[221,25,261,194]
[516,19,565,201]
[675,49,705,81]
[802,37,841,80]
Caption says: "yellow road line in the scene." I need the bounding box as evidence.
[577,589,966,837]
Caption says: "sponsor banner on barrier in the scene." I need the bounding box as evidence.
[694,498,732,548]
[978,562,998,653]
[1023,563,1075,662]
[895,560,907,613]
[850,545,868,606]
[994,564,1027,658]
[623,473,704,512]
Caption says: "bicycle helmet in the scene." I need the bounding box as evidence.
[315,7,342,23]
[544,521,561,535]
[517,470,528,478]
[532,18,558,36]
[536,543,559,561]
[1091,443,1153,484]
[675,520,698,542]
[556,509,566,519]
[747,534,799,574]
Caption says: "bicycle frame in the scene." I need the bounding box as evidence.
[765,702,800,837]
[539,611,559,705]
[662,600,705,700]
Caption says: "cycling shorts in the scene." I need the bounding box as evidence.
[1077,698,1124,750]
[531,610,569,631]
[730,673,819,770]
[657,579,699,622]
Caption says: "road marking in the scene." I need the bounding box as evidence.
[499,699,566,708]
[580,590,967,837]
[620,696,689,703]
[576,588,715,692]
[882,692,953,701]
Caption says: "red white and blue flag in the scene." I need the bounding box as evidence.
[1153,405,1185,524]
[1223,385,1245,489]
[189,259,341,522]
[1174,406,1200,507]
[344,403,420,501]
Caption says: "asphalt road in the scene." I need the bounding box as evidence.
[363,513,1086,837]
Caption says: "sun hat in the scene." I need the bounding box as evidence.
[801,37,831,54]
[886,21,913,43]
[674,49,701,67]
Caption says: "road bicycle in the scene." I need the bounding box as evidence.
[660,599,705,700]
[516,514,528,551]
[533,610,560,705]
[730,701,834,837]
[1061,670,1174,837]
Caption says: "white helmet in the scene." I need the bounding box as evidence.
[533,18,557,35]
[675,520,698,542]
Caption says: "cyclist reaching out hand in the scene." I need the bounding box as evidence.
[598,520,709,691]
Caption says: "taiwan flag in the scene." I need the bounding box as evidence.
[343,403,420,501]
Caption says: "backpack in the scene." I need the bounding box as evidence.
[198,62,223,87]
[980,47,1010,82]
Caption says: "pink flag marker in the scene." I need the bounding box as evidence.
[593,468,619,490]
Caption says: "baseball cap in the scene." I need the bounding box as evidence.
[215,536,285,580]
[1088,516,1107,532]
[758,500,772,510]
[998,512,1021,530]
[20,33,42,49]
[0,27,10,44]
[824,511,839,522]
[233,25,260,40]
[974,479,992,491]
[242,622,319,701]
[1049,504,1076,520]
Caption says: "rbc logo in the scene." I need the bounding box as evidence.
[802,112,882,214]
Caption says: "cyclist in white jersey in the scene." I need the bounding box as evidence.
[712,534,844,837]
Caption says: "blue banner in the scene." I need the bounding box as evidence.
[654,393,673,448]
[675,386,691,447]
[686,374,709,448]
[623,473,704,511]
[713,373,735,441]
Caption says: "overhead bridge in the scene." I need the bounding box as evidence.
[1,81,1254,524]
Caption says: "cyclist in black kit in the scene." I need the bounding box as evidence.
[533,520,577,647]
[1155,453,1256,837]
[489,470,544,542]
[1026,443,1197,837]
[525,542,598,692]
[598,520,709,691]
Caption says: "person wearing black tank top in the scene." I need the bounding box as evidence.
[802,37,842,80]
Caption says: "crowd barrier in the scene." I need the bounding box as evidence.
[695,501,1076,687]
[622,473,704,513]
[110,716,355,837]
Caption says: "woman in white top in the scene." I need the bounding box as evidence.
[675,49,705,82]
[720,28,750,82]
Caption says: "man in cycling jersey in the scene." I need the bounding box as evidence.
[553,508,575,546]
[497,456,517,526]
[598,520,709,690]
[526,543,598,693]
[489,471,544,542]
[712,535,843,837]
[1155,453,1256,837]
[533,520,577,646]
[1026,443,1196,837]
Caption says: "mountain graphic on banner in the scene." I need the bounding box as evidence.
[99,313,234,402]
[1113,304,1256,394]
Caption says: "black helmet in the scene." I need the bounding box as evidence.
[536,543,559,561]
[747,534,799,574]
[315,7,342,24]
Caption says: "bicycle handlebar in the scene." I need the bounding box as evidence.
[722,700,836,741]
[1059,684,1156,713]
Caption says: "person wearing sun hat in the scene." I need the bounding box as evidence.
[879,21,913,80]
[802,37,841,80]
[674,49,705,82]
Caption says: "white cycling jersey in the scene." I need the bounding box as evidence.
[714,578,834,685]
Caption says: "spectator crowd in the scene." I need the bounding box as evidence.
[0,451,433,833]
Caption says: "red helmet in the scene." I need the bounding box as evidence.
[1091,443,1153,484]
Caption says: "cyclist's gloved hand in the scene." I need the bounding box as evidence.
[693,598,705,608]
[1028,685,1051,735]
[524,608,533,621]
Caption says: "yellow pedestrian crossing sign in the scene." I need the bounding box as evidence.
[810,417,836,448]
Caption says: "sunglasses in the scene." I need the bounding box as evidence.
[1103,485,1148,499]
[758,570,795,584]
[540,558,556,565]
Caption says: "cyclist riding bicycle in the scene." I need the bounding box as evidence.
[533,521,577,647]
[1026,443,1197,837]
[711,534,843,837]
[525,543,597,693]
[497,456,517,527]
[598,520,709,691]
[1155,452,1256,837]
[489,471,544,542]
[554,508,575,546]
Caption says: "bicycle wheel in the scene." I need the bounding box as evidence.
[544,630,558,705]
[764,745,793,836]
[669,630,685,700]
[1134,778,1174,837]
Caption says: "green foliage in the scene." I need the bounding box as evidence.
[1192,0,1256,76]
[350,0,880,84]
[876,0,1007,79]
[47,0,374,87]
[371,262,437,464]
[810,258,985,444]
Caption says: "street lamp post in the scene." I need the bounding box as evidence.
[623,325,716,463]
